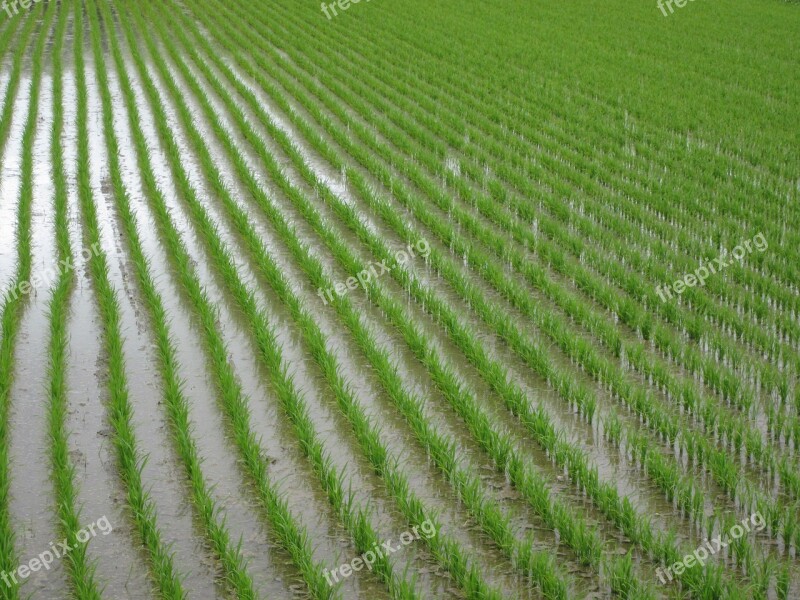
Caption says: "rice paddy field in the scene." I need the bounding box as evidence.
[0,0,798,598]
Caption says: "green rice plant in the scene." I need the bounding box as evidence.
[776,564,790,600]
[72,0,186,595]
[232,0,800,505]
[0,10,30,164]
[186,8,776,596]
[607,551,654,600]
[274,0,800,572]
[254,0,797,331]
[97,2,399,597]
[46,0,102,596]
[82,1,259,596]
[300,1,800,376]
[0,5,51,598]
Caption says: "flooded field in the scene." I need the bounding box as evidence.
[0,0,798,598]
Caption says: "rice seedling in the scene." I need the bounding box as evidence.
[177,4,792,596]
[243,0,799,438]
[115,3,513,596]
[169,8,668,596]
[199,2,800,562]
[220,0,796,499]
[96,2,334,597]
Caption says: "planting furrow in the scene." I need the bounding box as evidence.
[0,5,57,599]
[170,29,604,597]
[0,10,35,324]
[114,24,400,600]
[0,9,24,300]
[97,19,315,598]
[61,24,155,598]
[102,2,398,597]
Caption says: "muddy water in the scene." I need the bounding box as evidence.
[186,3,788,596]
[212,36,556,487]
[0,40,16,301]
[278,43,784,520]
[103,50,299,600]
[219,25,725,551]
[159,41,555,599]
[251,0,787,478]
[290,89,707,547]
[288,8,792,360]
[7,69,73,599]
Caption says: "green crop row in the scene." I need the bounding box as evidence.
[48,0,102,596]
[0,5,50,598]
